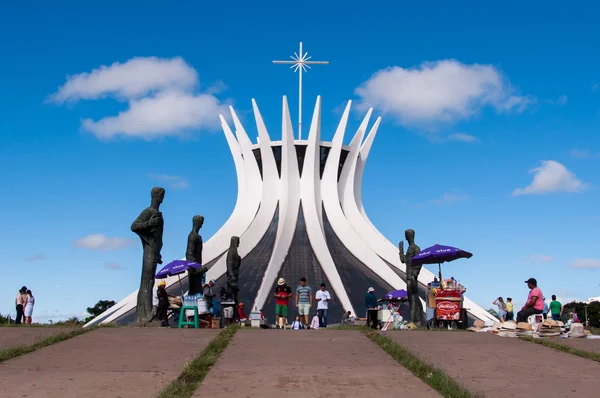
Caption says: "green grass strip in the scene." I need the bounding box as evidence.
[0,328,92,363]
[520,336,600,362]
[158,326,239,398]
[364,330,482,398]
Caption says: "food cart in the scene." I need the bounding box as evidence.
[434,281,465,324]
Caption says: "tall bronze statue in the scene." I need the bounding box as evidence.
[187,215,208,295]
[399,229,424,326]
[226,236,241,304]
[131,187,165,324]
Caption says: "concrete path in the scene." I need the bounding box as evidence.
[194,330,439,397]
[0,327,219,398]
[0,327,77,349]
[387,331,600,397]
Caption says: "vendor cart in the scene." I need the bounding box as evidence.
[435,287,463,321]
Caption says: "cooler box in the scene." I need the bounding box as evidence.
[435,289,462,321]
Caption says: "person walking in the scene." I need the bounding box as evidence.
[296,277,313,328]
[517,278,544,322]
[365,287,378,329]
[549,295,563,321]
[493,297,507,322]
[274,278,292,329]
[315,283,331,328]
[505,297,514,321]
[24,290,35,324]
[15,286,27,325]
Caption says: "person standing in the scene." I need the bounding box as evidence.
[505,297,514,321]
[15,287,27,325]
[426,283,436,329]
[315,283,331,328]
[202,279,216,313]
[274,278,292,329]
[549,295,563,321]
[365,287,378,329]
[24,290,35,324]
[156,280,170,327]
[296,277,313,328]
[542,298,549,319]
[517,278,544,322]
[493,297,507,322]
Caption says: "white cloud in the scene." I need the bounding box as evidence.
[430,191,469,205]
[105,262,126,271]
[355,59,534,128]
[148,173,190,189]
[81,90,224,139]
[528,254,554,263]
[49,57,198,102]
[447,133,480,143]
[49,57,226,140]
[512,160,588,196]
[570,258,600,269]
[25,253,46,261]
[73,234,134,251]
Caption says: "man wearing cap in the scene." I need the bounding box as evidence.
[274,278,292,329]
[203,279,217,312]
[517,278,544,323]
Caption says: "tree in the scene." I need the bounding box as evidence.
[84,300,116,324]
[563,301,600,328]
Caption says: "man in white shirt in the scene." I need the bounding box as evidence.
[315,283,331,328]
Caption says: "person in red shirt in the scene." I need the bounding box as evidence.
[274,278,292,329]
[237,302,247,323]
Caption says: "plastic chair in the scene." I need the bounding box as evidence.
[528,314,544,326]
[178,306,199,328]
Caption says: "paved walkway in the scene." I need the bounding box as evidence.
[194,330,439,397]
[387,331,600,397]
[0,327,77,349]
[0,327,219,398]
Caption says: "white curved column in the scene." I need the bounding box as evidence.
[253,96,300,310]
[348,118,495,324]
[206,105,273,281]
[86,117,251,327]
[322,102,405,288]
[301,96,354,314]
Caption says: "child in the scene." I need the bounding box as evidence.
[310,314,320,329]
[291,315,303,330]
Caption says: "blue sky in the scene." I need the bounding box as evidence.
[1,1,599,322]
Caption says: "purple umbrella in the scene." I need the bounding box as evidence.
[411,244,472,280]
[384,289,408,300]
[155,260,203,295]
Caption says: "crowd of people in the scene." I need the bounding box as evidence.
[14,286,35,324]
[494,278,580,324]
[273,277,332,329]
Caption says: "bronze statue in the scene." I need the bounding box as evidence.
[187,215,208,295]
[226,236,241,304]
[399,229,424,326]
[131,187,165,324]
